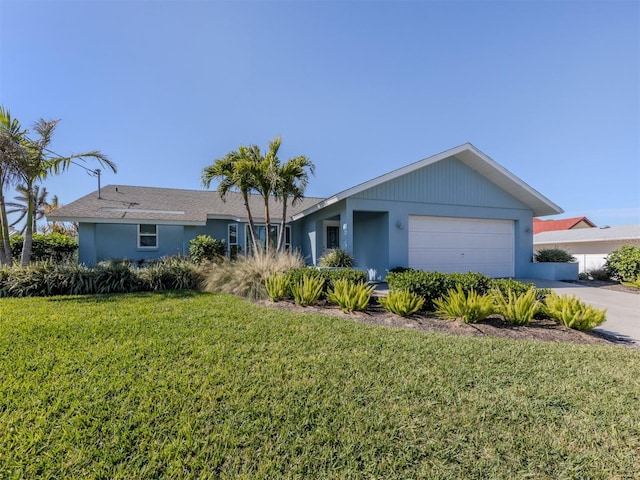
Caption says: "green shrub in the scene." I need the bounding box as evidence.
[203,251,303,300]
[434,285,494,323]
[378,290,425,317]
[622,275,640,289]
[543,294,607,331]
[318,248,355,268]
[10,232,78,263]
[534,248,575,263]
[140,257,203,291]
[188,235,226,264]
[291,275,324,306]
[492,287,540,326]
[264,272,290,302]
[93,260,141,294]
[605,245,640,282]
[588,268,610,281]
[489,278,550,303]
[326,279,375,313]
[386,270,492,311]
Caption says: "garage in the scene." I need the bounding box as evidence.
[408,216,514,277]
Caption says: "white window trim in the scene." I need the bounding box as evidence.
[228,223,239,258]
[137,224,159,249]
[245,224,290,253]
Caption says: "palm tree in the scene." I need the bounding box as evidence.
[6,185,56,235]
[202,145,262,254]
[0,106,27,265]
[16,118,116,265]
[274,154,315,252]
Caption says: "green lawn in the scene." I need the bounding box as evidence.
[1,292,639,479]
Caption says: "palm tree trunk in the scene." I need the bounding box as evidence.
[0,189,12,265]
[276,200,288,253]
[263,197,271,255]
[243,192,261,255]
[20,182,34,266]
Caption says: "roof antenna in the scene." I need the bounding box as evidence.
[95,168,102,199]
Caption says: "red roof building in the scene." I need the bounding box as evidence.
[533,216,596,234]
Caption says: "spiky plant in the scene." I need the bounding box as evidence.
[378,290,425,317]
[543,294,606,331]
[291,274,324,306]
[434,285,494,323]
[326,279,375,313]
[492,287,539,326]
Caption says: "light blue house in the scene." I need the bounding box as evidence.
[48,143,564,278]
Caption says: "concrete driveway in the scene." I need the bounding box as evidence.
[521,279,640,346]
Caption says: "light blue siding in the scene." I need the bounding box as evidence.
[296,156,536,277]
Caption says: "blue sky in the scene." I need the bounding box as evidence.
[1,0,638,227]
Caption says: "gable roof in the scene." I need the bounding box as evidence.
[533,216,596,233]
[534,224,640,245]
[47,185,324,226]
[293,143,563,220]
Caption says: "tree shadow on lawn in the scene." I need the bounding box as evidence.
[45,290,206,304]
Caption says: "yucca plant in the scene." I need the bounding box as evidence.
[434,285,494,323]
[291,274,325,306]
[264,272,290,302]
[492,287,539,326]
[378,290,425,317]
[543,294,607,331]
[326,279,375,313]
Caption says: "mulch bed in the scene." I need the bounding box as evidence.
[256,298,635,348]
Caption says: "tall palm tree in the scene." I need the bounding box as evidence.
[0,106,27,265]
[17,118,116,265]
[274,154,315,252]
[202,145,262,254]
[6,185,55,235]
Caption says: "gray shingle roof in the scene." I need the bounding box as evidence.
[47,185,325,225]
[534,224,640,244]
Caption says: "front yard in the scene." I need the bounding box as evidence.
[1,291,639,479]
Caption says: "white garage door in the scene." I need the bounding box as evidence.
[408,216,514,277]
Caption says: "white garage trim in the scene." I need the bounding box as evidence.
[408,216,514,277]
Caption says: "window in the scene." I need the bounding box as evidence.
[245,224,288,254]
[228,223,240,259]
[138,224,158,248]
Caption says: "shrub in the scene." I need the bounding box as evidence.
[318,248,355,268]
[534,248,575,263]
[489,278,549,303]
[434,285,494,323]
[623,275,640,289]
[326,279,375,313]
[543,294,607,331]
[188,235,226,264]
[492,287,539,326]
[203,251,303,300]
[378,290,424,317]
[604,245,640,282]
[588,268,610,281]
[264,272,290,302]
[139,256,203,291]
[93,260,141,294]
[291,275,324,306]
[386,270,492,311]
[10,232,78,263]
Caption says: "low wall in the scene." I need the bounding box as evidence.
[528,262,579,281]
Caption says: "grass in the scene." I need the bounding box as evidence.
[1,292,639,479]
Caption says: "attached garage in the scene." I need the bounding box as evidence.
[408,216,514,277]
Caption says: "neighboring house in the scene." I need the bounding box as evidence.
[48,143,564,279]
[533,216,596,234]
[534,224,640,273]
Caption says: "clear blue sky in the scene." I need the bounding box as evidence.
[1,0,639,227]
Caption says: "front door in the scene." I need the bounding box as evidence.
[323,220,340,251]
[326,226,339,250]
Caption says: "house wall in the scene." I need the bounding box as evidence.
[296,155,538,277]
[534,239,640,273]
